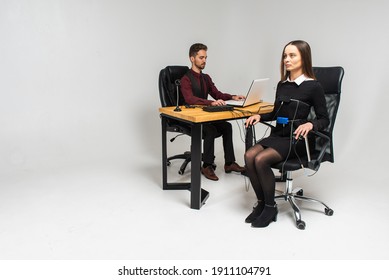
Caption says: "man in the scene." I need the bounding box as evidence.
[180,43,246,181]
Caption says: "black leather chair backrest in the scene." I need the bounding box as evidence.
[158,65,191,135]
[159,65,189,107]
[310,66,344,163]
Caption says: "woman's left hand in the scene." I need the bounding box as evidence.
[294,122,313,139]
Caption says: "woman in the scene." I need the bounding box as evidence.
[244,40,329,228]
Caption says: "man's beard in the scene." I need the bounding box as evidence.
[196,62,205,70]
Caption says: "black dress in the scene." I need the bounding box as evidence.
[258,80,329,159]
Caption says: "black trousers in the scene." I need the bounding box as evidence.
[202,121,236,165]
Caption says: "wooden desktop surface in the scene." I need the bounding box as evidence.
[159,102,274,123]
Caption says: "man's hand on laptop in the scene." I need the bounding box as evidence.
[232,95,246,100]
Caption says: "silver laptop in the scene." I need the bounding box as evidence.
[225,78,269,107]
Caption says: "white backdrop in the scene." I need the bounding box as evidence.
[1,0,389,264]
[1,0,388,192]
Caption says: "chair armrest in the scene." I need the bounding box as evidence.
[306,130,331,170]
[245,121,275,150]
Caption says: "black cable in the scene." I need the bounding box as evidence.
[255,104,274,115]
[293,138,304,169]
[292,137,318,177]
[170,133,185,142]
[280,100,300,176]
[235,119,247,144]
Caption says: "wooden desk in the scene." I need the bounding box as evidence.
[159,102,274,209]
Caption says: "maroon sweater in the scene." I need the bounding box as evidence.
[180,69,233,105]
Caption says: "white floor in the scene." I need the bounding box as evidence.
[0,149,388,261]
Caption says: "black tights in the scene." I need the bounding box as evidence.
[244,145,283,205]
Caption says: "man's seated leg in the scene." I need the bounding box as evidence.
[216,121,246,174]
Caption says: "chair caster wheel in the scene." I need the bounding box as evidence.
[167,161,171,166]
[296,189,303,196]
[325,208,334,216]
[178,170,184,175]
[296,220,306,230]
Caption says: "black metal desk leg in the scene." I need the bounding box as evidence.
[161,116,168,189]
[161,115,192,191]
[190,123,209,209]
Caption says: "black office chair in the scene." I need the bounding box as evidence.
[159,65,223,175]
[260,66,344,230]
[159,65,192,175]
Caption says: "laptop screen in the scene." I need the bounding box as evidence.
[225,78,269,107]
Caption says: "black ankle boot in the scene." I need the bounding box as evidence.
[251,203,278,228]
[245,201,264,223]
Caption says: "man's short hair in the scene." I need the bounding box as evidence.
[189,43,207,57]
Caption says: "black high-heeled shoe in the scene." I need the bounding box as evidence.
[245,201,264,223]
[251,204,278,228]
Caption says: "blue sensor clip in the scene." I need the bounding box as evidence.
[277,117,289,124]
